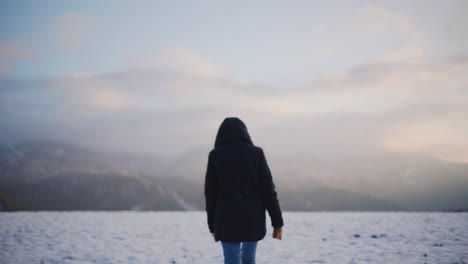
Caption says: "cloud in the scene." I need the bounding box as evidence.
[356,4,414,33]
[307,57,468,111]
[1,48,467,161]
[440,0,468,53]
[306,56,468,162]
[319,44,341,57]
[56,13,92,51]
[157,48,226,80]
[0,41,34,75]
[381,112,468,163]
[80,87,136,111]
[379,43,425,63]
[311,3,427,65]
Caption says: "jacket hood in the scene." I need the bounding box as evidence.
[215,117,253,147]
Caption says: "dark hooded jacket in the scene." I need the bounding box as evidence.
[204,117,283,242]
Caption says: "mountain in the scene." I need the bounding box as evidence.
[0,140,110,186]
[1,139,467,211]
[154,146,468,211]
[278,185,400,211]
[269,151,468,211]
[0,140,171,186]
[0,172,184,211]
[0,140,194,211]
[0,143,29,185]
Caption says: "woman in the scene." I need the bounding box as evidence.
[205,117,284,264]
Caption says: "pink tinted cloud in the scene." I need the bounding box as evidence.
[56,13,92,51]
[0,41,34,75]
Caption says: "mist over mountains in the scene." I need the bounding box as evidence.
[0,139,467,211]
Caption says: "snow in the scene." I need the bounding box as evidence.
[1,212,467,264]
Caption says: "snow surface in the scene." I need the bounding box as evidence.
[1,212,467,264]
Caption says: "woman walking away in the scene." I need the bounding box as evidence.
[205,117,284,264]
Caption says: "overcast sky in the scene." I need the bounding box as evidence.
[1,0,468,162]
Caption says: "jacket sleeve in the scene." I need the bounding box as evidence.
[204,150,217,233]
[258,148,284,228]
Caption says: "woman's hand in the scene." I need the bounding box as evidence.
[273,227,283,240]
[211,232,219,242]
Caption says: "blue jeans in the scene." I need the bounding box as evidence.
[221,241,258,264]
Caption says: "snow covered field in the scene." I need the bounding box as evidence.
[1,212,467,264]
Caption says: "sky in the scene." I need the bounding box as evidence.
[1,0,468,163]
